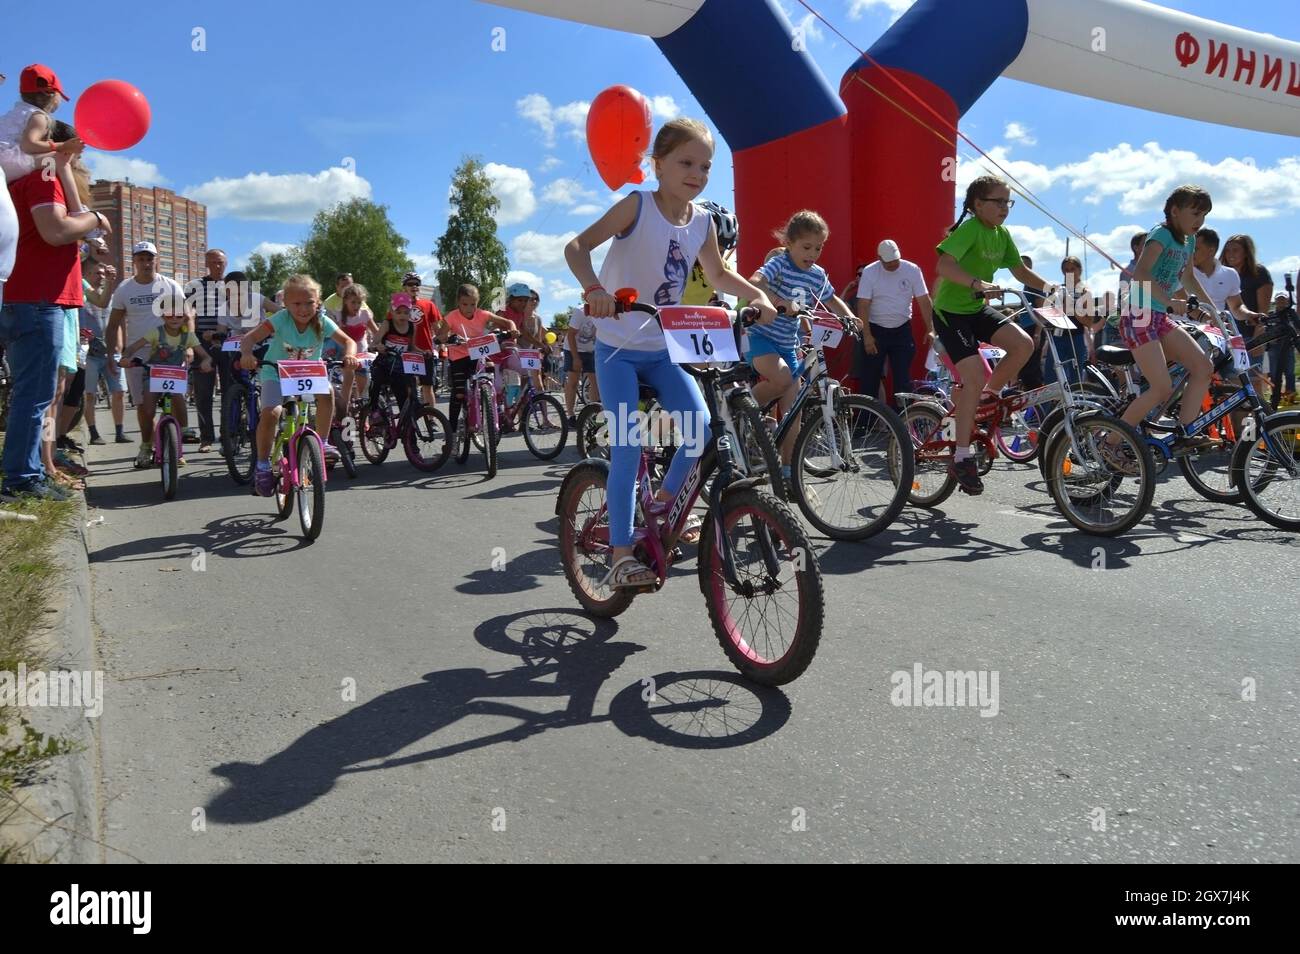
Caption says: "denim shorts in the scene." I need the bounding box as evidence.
[84,354,125,394]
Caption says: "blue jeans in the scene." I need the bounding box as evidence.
[594,341,709,548]
[854,322,915,399]
[1268,339,1296,395]
[1043,328,1088,387]
[0,301,64,488]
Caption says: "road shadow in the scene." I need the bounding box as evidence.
[205,608,789,824]
[89,512,310,564]
[813,506,1023,573]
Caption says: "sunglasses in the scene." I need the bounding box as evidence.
[979,197,1015,209]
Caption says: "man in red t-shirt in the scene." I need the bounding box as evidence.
[1,168,109,500]
[387,272,441,407]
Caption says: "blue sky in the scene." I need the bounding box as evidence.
[6,0,1299,311]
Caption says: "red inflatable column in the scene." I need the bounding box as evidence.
[841,67,959,390]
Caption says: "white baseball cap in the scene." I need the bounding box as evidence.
[132,241,158,256]
[877,239,901,263]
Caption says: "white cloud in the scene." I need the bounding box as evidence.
[847,0,915,24]
[409,252,440,284]
[505,269,545,290]
[957,146,1054,196]
[538,156,562,173]
[231,241,298,269]
[570,204,603,215]
[183,166,371,223]
[511,230,576,270]
[1004,122,1037,147]
[482,162,536,226]
[546,281,584,306]
[649,95,680,120]
[84,151,169,186]
[516,93,589,148]
[542,178,597,207]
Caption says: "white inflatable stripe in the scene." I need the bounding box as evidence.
[478,0,706,38]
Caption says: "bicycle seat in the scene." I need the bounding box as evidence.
[1094,345,1135,367]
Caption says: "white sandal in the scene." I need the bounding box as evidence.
[679,513,703,545]
[602,555,656,590]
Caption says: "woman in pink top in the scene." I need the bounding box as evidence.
[433,283,517,437]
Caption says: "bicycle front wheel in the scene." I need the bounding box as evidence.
[576,402,609,460]
[404,406,452,472]
[697,488,824,686]
[222,385,255,484]
[791,395,912,539]
[159,420,180,501]
[360,405,391,465]
[1044,414,1154,536]
[480,384,498,478]
[297,434,326,541]
[730,391,787,501]
[522,393,568,460]
[1233,411,1300,530]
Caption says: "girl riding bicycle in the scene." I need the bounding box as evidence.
[238,274,357,496]
[747,209,857,481]
[932,175,1049,495]
[433,284,518,438]
[369,293,421,414]
[563,117,777,591]
[1117,185,1217,453]
[328,282,378,412]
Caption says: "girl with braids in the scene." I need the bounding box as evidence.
[932,175,1052,495]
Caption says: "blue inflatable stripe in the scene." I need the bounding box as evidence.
[655,0,845,151]
[849,0,1028,117]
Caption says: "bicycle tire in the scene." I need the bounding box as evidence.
[575,402,609,460]
[1177,425,1243,505]
[274,453,295,520]
[728,391,787,501]
[297,434,326,541]
[522,393,569,460]
[481,383,498,478]
[697,488,824,686]
[359,404,391,465]
[334,419,359,478]
[1043,413,1154,536]
[223,385,255,484]
[159,420,179,501]
[901,402,958,507]
[791,394,911,540]
[1232,411,1300,531]
[558,462,635,618]
[404,406,452,472]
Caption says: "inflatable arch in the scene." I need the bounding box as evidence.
[484,0,1300,379]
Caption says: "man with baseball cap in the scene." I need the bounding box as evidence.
[105,241,193,468]
[854,239,934,402]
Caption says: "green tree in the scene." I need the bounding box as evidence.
[299,198,414,314]
[434,158,510,312]
[550,311,571,331]
[244,248,303,299]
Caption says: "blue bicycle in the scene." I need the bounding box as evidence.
[221,337,266,484]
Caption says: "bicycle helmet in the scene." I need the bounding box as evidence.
[698,199,738,254]
[402,272,422,287]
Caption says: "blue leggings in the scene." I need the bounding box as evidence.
[594,341,709,548]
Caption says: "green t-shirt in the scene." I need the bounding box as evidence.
[932,218,1023,316]
[1130,225,1192,315]
[141,327,202,367]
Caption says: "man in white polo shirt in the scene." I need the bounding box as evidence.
[1189,226,1271,406]
[104,241,191,467]
[853,239,934,400]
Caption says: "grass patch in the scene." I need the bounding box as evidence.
[0,496,80,861]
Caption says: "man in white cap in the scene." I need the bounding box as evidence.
[854,239,933,401]
[105,241,192,467]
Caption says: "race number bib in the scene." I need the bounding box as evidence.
[979,346,1006,361]
[278,360,329,394]
[658,306,739,364]
[148,366,188,394]
[221,336,242,352]
[356,351,377,370]
[401,352,427,375]
[810,318,844,350]
[1229,335,1250,371]
[516,349,543,371]
[466,335,500,360]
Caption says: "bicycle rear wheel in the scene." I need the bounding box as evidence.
[1177,432,1242,505]
[576,402,609,460]
[557,462,635,617]
[995,403,1045,463]
[522,393,568,460]
[1043,414,1154,536]
[697,488,824,686]
[1232,411,1300,530]
[404,406,452,472]
[900,402,957,507]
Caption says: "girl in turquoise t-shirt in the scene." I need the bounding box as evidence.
[1119,185,1217,453]
[932,175,1055,495]
[238,274,357,496]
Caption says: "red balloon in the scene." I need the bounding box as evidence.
[74,80,151,151]
[586,85,652,191]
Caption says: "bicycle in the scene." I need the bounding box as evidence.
[358,350,453,472]
[749,308,913,541]
[495,346,569,460]
[135,360,187,501]
[219,333,264,485]
[257,359,329,541]
[557,298,825,686]
[446,331,514,479]
[905,290,1154,535]
[326,356,361,478]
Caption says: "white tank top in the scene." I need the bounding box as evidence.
[0,103,45,183]
[0,102,43,145]
[595,191,711,352]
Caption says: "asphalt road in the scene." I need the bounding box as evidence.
[80,415,1299,863]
